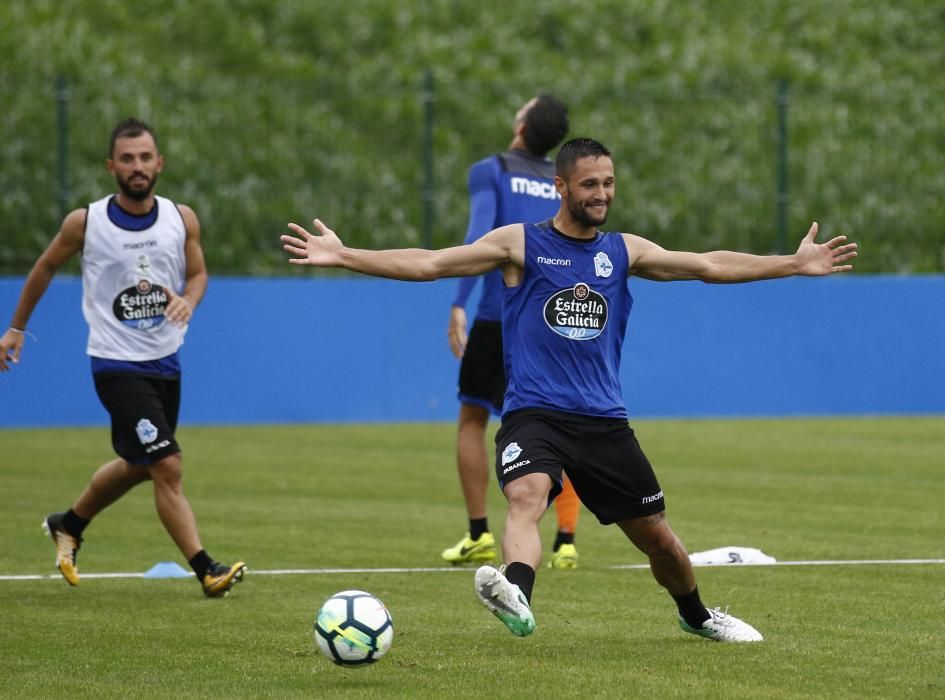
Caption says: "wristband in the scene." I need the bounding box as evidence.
[9,326,24,334]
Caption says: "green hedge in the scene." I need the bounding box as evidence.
[2,0,943,274]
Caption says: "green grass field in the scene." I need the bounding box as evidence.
[2,418,943,698]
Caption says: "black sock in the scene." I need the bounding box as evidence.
[504,561,536,603]
[552,530,574,551]
[469,518,489,541]
[63,509,90,538]
[188,550,214,579]
[672,587,710,628]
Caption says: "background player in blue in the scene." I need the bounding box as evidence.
[281,137,857,642]
[442,94,585,569]
[0,118,245,597]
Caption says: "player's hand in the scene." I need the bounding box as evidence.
[282,219,345,267]
[0,328,25,372]
[794,222,858,276]
[163,290,194,327]
[448,306,468,359]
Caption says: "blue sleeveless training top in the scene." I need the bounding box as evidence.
[454,150,560,321]
[501,221,632,419]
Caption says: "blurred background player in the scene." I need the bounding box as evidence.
[0,117,245,597]
[441,94,582,569]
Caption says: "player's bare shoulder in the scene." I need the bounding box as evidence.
[480,223,526,267]
[622,232,665,275]
[32,207,89,266]
[57,207,89,251]
[174,203,202,239]
[174,202,200,233]
[61,207,88,234]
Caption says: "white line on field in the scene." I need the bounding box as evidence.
[2,558,943,582]
[614,558,945,569]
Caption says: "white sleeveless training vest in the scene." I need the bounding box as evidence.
[81,195,187,360]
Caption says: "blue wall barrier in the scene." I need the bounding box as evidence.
[1,275,942,427]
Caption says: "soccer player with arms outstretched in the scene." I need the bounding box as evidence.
[281,137,856,641]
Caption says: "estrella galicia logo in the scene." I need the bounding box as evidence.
[501,442,522,465]
[112,279,168,331]
[543,282,608,340]
[135,418,158,445]
[594,251,614,278]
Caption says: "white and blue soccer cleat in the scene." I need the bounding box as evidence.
[474,564,536,637]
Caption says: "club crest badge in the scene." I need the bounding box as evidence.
[136,418,159,445]
[594,251,614,278]
[502,442,523,465]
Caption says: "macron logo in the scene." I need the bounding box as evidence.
[642,490,664,505]
[537,256,571,267]
[510,177,559,200]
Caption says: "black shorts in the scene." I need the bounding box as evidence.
[494,408,665,525]
[458,320,505,415]
[93,374,181,465]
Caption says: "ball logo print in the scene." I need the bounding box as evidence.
[313,590,393,666]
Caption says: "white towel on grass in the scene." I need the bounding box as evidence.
[689,546,776,566]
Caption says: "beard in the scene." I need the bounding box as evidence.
[116,171,158,201]
[567,197,609,227]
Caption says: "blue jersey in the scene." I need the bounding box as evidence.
[453,150,559,321]
[502,221,632,419]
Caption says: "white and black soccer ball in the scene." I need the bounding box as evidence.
[313,590,394,666]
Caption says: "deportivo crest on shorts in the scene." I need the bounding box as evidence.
[543,283,609,340]
[135,418,159,444]
[501,442,523,465]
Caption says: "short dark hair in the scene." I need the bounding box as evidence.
[109,117,158,157]
[555,137,611,178]
[522,94,569,156]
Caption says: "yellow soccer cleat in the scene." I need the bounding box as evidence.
[441,532,497,565]
[201,561,247,597]
[43,512,81,586]
[548,543,579,570]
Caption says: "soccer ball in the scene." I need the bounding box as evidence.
[313,590,394,666]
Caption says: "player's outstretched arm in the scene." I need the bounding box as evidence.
[628,222,857,283]
[282,219,521,282]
